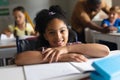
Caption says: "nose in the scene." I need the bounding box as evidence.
[16,17,19,22]
[55,32,62,40]
[110,14,114,17]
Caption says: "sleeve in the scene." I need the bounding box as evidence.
[101,19,109,27]
[116,19,120,32]
[26,23,35,33]
[116,19,120,26]
[8,24,14,32]
[67,42,81,46]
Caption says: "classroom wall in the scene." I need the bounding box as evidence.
[0,0,119,33]
[0,0,71,33]
[112,0,120,6]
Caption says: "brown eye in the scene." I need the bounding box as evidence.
[61,30,65,33]
[49,32,55,35]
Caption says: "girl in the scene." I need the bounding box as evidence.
[4,6,35,37]
[15,5,110,66]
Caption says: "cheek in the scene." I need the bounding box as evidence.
[21,16,25,22]
[44,34,54,42]
[115,15,118,18]
[64,31,69,41]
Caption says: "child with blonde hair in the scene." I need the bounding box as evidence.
[101,6,120,32]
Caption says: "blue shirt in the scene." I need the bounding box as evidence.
[101,18,120,27]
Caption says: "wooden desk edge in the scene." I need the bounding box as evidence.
[0,45,16,48]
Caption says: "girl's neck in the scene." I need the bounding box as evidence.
[17,22,26,30]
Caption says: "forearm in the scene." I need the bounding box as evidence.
[87,21,103,32]
[67,43,110,57]
[15,51,47,66]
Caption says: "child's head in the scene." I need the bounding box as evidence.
[13,6,26,25]
[109,6,120,21]
[34,5,68,47]
[87,0,102,12]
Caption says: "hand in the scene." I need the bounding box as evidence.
[100,27,110,33]
[109,26,118,31]
[4,31,12,37]
[59,53,88,62]
[43,47,68,63]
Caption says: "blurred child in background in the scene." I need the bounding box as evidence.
[101,6,120,32]
[3,6,35,38]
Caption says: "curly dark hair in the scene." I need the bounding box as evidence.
[34,5,68,47]
[87,0,101,5]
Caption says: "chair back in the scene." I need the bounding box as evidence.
[16,36,39,53]
[68,29,78,42]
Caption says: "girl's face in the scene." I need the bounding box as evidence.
[13,10,26,25]
[44,18,68,47]
[109,11,119,22]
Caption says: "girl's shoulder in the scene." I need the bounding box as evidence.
[26,23,32,27]
[26,23,34,30]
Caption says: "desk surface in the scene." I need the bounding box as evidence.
[0,50,119,80]
[0,39,16,48]
[92,30,120,36]
[0,65,25,80]
[0,40,16,58]
[91,30,120,50]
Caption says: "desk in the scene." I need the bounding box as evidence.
[0,39,16,48]
[91,31,120,50]
[0,40,17,66]
[0,50,119,80]
[0,65,89,80]
[0,65,25,80]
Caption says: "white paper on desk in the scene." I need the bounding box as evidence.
[0,34,14,40]
[24,62,81,80]
[70,58,101,73]
[70,51,120,73]
[0,66,24,80]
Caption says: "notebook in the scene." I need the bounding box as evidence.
[23,51,120,80]
[24,62,81,80]
[70,58,102,73]
[23,58,100,80]
[90,71,106,80]
[0,66,25,80]
[92,53,120,80]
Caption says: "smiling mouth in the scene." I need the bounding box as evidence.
[56,40,64,46]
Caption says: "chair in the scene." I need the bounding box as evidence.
[68,29,78,42]
[16,29,78,53]
[16,36,39,53]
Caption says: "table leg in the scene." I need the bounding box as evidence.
[3,58,6,66]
